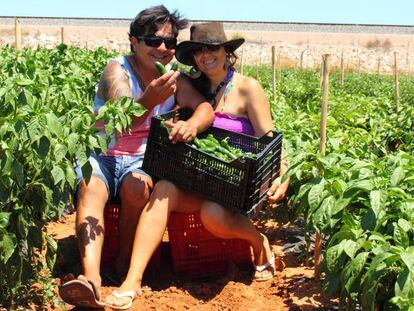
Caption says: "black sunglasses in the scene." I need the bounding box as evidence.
[193,45,222,55]
[136,35,177,49]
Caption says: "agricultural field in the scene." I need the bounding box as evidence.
[0,45,413,310]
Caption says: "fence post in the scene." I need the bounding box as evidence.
[377,56,381,78]
[394,51,400,110]
[300,50,304,70]
[61,27,65,45]
[239,48,244,75]
[340,52,345,87]
[406,41,410,75]
[315,54,330,277]
[272,46,276,102]
[15,18,22,50]
[319,56,324,87]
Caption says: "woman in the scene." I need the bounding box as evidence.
[105,22,289,310]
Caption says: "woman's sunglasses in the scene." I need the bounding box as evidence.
[193,45,222,55]
[136,35,177,49]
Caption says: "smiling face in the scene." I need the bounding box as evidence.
[130,22,175,69]
[193,46,227,78]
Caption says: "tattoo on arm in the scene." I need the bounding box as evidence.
[99,63,133,101]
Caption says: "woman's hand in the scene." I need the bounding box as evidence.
[165,120,197,144]
[266,176,289,203]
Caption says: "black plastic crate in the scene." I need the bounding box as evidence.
[142,108,282,217]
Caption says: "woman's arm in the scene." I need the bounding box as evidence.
[166,75,215,143]
[243,76,289,202]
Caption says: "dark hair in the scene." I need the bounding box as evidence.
[129,5,188,52]
[189,51,238,105]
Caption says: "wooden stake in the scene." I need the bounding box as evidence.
[377,57,381,78]
[300,50,304,70]
[61,27,65,45]
[406,41,410,76]
[15,18,21,50]
[315,54,330,277]
[394,51,400,110]
[340,52,344,87]
[319,56,324,87]
[272,46,276,102]
[240,49,244,75]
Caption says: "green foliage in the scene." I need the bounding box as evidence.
[0,45,146,308]
[264,66,414,310]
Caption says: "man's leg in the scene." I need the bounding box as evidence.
[75,176,108,288]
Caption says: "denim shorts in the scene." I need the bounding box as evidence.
[75,153,153,203]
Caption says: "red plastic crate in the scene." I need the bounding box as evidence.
[101,203,161,271]
[167,211,253,278]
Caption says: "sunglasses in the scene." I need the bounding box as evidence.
[193,45,222,55]
[136,35,177,49]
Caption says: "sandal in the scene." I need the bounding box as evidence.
[104,289,139,310]
[254,252,285,282]
[254,255,276,282]
[59,274,106,308]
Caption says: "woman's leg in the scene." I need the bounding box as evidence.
[105,180,203,306]
[199,201,280,280]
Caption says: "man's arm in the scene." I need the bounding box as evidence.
[97,61,180,127]
[97,61,133,101]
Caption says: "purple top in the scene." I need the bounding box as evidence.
[212,112,256,136]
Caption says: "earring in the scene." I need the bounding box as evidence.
[189,66,201,78]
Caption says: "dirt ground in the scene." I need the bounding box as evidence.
[46,209,337,311]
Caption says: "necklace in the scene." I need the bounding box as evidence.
[209,67,235,109]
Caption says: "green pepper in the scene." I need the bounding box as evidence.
[170,62,179,71]
[216,146,238,160]
[155,61,167,76]
[200,147,216,154]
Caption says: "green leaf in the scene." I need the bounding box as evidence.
[12,161,24,187]
[395,267,414,301]
[46,112,63,138]
[394,223,410,249]
[81,160,93,184]
[391,166,405,187]
[0,232,16,263]
[0,212,11,229]
[308,177,326,211]
[33,135,51,159]
[45,234,57,270]
[344,251,369,295]
[67,133,79,155]
[51,165,65,185]
[54,143,67,163]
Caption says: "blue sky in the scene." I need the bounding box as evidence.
[2,0,414,26]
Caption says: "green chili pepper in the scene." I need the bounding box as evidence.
[155,61,167,76]
[170,62,179,71]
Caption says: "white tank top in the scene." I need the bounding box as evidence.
[93,56,175,156]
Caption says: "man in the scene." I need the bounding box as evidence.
[59,6,214,308]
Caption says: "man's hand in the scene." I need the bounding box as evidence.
[140,71,180,110]
[164,120,198,144]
